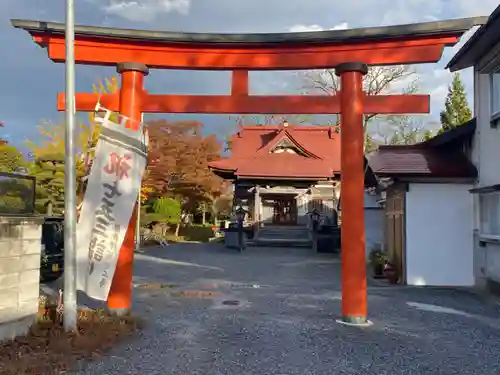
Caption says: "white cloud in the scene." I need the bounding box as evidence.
[288,24,324,32]
[430,83,449,108]
[454,0,499,17]
[103,0,190,22]
[332,22,349,30]
[288,22,348,33]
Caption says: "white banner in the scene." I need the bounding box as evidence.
[76,104,148,301]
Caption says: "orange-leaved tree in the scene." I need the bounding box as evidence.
[145,119,225,235]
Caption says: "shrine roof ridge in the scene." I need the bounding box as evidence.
[11,17,487,46]
[238,125,335,130]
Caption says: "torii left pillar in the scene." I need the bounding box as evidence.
[107,62,149,315]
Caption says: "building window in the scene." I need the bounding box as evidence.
[479,192,500,237]
[490,71,500,122]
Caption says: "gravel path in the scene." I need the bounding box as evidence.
[67,243,500,374]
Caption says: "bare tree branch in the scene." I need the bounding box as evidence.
[301,65,420,151]
[302,65,417,115]
[228,114,311,127]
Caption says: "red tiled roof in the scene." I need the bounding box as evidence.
[209,157,236,171]
[214,152,335,178]
[369,145,477,179]
[210,124,340,179]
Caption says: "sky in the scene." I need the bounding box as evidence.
[0,0,498,150]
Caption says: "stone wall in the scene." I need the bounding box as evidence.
[0,216,43,342]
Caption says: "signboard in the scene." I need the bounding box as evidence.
[75,105,148,301]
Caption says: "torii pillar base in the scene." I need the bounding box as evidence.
[335,62,369,326]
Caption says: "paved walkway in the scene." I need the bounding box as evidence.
[71,243,500,374]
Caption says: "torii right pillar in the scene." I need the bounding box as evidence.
[335,62,370,326]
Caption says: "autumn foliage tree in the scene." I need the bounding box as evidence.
[24,76,151,212]
[145,119,226,235]
[25,76,121,211]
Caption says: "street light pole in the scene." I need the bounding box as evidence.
[63,0,78,331]
[135,114,144,253]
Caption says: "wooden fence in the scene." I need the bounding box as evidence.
[384,189,405,282]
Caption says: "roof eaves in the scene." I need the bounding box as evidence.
[421,118,476,147]
[377,144,424,150]
[446,6,500,71]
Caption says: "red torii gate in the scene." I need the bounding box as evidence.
[12,17,484,325]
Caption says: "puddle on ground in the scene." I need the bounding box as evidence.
[407,302,471,316]
[170,290,221,298]
[229,283,267,289]
[405,301,500,330]
[211,298,251,310]
[135,283,178,290]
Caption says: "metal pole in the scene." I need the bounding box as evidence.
[135,190,141,252]
[135,114,143,253]
[63,0,77,331]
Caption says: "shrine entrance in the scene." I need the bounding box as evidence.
[12,16,483,326]
[272,197,298,225]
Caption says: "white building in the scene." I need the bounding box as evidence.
[368,5,500,289]
[447,5,500,292]
[369,125,477,287]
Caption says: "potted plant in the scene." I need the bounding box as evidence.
[369,247,386,278]
[384,261,400,284]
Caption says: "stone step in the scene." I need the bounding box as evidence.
[257,227,309,235]
[253,237,312,248]
[258,227,309,232]
[257,230,309,239]
[253,225,311,248]
[257,229,309,236]
[257,236,309,242]
[256,233,309,240]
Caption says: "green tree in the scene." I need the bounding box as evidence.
[439,73,472,132]
[364,133,377,153]
[152,197,182,224]
[0,143,26,173]
[0,178,33,214]
[30,155,66,214]
[0,123,33,213]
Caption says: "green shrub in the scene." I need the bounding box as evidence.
[151,197,181,223]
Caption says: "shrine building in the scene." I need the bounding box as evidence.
[209,122,377,230]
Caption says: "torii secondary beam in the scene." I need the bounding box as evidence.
[57,92,430,114]
[59,66,429,115]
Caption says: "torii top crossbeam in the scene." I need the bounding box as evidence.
[12,17,486,69]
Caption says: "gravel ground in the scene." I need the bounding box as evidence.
[60,243,500,374]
